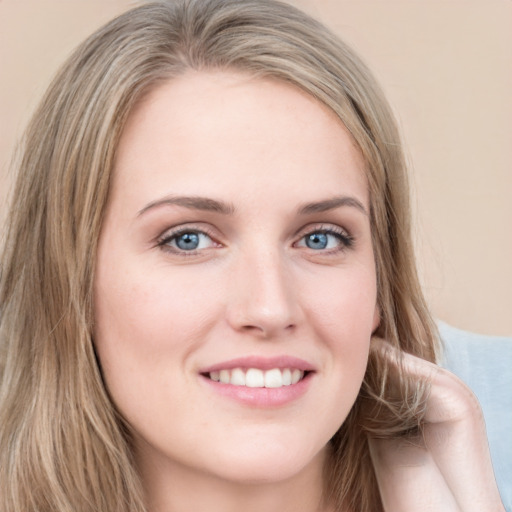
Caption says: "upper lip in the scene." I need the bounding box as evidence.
[199,355,316,374]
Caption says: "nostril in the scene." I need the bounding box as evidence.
[239,322,296,338]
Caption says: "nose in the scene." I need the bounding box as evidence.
[226,248,301,339]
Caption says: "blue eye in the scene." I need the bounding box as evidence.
[159,229,215,252]
[305,232,329,250]
[297,228,353,251]
[175,232,200,250]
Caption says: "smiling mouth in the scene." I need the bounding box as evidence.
[203,368,309,388]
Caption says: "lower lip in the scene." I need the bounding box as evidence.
[200,373,313,408]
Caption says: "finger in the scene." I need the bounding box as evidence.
[369,435,461,512]
[370,338,505,511]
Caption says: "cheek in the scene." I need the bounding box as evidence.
[92,267,223,439]
[93,262,237,427]
[95,263,221,354]
[291,268,376,438]
[301,264,376,388]
[303,263,378,341]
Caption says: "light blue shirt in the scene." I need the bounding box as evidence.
[439,321,512,511]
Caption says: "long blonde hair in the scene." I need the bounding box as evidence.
[0,1,438,510]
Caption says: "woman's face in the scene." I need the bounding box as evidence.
[94,71,379,486]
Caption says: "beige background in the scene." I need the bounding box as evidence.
[1,0,511,336]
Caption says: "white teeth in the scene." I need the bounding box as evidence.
[231,368,246,386]
[208,367,306,388]
[219,369,230,384]
[264,368,283,388]
[246,368,264,387]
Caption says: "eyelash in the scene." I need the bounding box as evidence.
[157,225,219,256]
[156,224,354,256]
[294,225,354,253]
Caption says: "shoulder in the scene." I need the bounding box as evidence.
[438,321,512,512]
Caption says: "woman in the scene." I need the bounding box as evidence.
[0,0,503,511]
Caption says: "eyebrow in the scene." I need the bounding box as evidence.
[137,194,367,217]
[298,196,368,216]
[137,195,236,217]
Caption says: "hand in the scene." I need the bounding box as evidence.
[368,338,505,512]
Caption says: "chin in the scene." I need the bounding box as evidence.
[200,437,329,485]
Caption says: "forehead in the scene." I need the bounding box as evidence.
[111,70,368,212]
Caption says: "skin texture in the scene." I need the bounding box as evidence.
[93,70,505,512]
[93,71,379,512]
[369,339,505,512]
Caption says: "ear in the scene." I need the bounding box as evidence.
[372,303,381,333]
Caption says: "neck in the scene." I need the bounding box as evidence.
[137,444,336,512]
